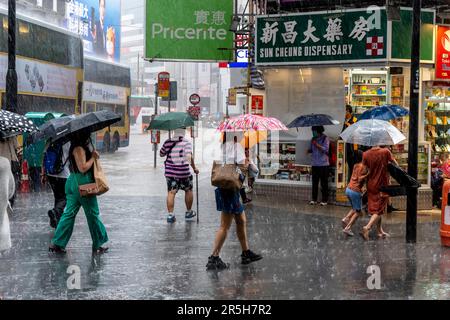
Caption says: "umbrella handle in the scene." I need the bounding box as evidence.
[196,173,199,223]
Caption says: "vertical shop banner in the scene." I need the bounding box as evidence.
[256,7,387,65]
[145,0,233,61]
[65,0,121,63]
[251,95,264,115]
[158,72,170,98]
[436,25,450,80]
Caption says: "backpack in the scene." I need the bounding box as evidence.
[44,143,67,175]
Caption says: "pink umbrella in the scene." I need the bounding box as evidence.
[217,114,288,132]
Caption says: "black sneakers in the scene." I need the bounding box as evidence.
[48,210,57,229]
[241,250,263,265]
[206,255,230,270]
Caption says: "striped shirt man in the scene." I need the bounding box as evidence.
[160,137,193,178]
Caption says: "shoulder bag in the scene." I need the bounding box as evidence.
[77,158,109,197]
[211,142,243,190]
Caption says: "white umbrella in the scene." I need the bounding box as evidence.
[340,119,406,146]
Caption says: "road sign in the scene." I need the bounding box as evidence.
[162,81,177,101]
[189,94,201,105]
[157,72,170,98]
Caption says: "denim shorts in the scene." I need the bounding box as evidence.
[345,187,362,212]
[215,188,244,214]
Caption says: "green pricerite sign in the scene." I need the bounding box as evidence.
[145,0,234,61]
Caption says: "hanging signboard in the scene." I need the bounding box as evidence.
[436,25,450,80]
[145,0,233,61]
[256,7,435,66]
[256,7,387,65]
[251,95,264,115]
[228,88,237,105]
[157,72,170,98]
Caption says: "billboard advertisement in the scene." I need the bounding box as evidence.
[65,0,121,63]
[145,0,233,61]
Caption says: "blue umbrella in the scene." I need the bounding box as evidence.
[358,104,409,121]
[287,113,339,128]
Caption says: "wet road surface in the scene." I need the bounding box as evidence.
[1,129,450,300]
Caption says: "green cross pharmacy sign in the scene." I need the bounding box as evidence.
[256,7,435,66]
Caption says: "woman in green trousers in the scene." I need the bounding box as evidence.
[49,132,108,254]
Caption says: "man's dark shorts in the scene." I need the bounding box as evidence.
[166,175,193,193]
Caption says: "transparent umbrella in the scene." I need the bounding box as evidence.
[340,119,406,146]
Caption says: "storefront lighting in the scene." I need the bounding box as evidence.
[2,18,7,30]
[19,23,29,34]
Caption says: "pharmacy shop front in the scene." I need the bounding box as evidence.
[253,7,436,209]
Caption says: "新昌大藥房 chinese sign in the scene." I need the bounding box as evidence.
[256,7,387,65]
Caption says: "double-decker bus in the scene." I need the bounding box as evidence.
[0,7,84,117]
[83,57,131,152]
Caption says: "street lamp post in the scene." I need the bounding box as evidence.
[6,0,17,113]
[406,0,421,243]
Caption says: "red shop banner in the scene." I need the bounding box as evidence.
[436,26,450,80]
[251,95,264,115]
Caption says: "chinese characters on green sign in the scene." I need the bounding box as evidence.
[146,0,233,61]
[256,7,388,65]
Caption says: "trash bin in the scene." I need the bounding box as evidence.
[441,180,450,247]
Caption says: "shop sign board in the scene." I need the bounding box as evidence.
[256,7,435,66]
[251,95,264,115]
[256,6,387,65]
[436,25,450,80]
[145,0,233,61]
[390,9,435,62]
[157,72,170,98]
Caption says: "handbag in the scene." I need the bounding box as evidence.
[211,142,243,190]
[77,158,109,197]
[211,161,243,190]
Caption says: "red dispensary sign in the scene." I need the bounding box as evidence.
[436,26,450,80]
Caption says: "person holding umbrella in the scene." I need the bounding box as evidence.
[49,131,109,254]
[308,126,330,206]
[160,127,199,223]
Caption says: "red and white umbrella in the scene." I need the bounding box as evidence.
[217,114,288,132]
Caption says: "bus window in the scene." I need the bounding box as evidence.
[84,102,96,114]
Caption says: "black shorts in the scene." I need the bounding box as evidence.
[166,175,193,192]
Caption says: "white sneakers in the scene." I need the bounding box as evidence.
[309,201,328,206]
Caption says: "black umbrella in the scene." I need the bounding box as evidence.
[32,110,121,145]
[31,115,75,144]
[287,113,339,128]
[0,109,38,133]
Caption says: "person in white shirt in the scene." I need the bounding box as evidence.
[0,156,14,252]
[206,134,262,270]
[42,142,71,229]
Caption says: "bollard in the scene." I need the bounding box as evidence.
[440,179,450,246]
[19,160,30,193]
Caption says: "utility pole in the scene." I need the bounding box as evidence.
[154,83,158,168]
[245,0,254,115]
[6,0,17,113]
[406,0,421,243]
[137,53,140,95]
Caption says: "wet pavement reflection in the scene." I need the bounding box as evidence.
[1,131,449,300]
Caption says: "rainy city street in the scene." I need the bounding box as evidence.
[1,128,450,300]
